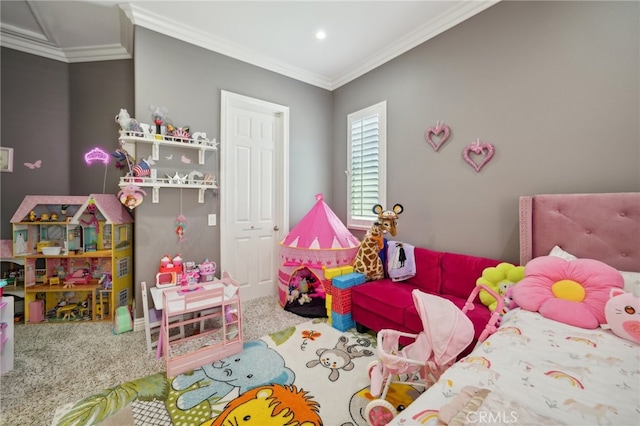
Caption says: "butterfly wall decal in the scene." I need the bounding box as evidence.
[24,160,42,169]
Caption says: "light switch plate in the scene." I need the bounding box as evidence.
[208,214,216,226]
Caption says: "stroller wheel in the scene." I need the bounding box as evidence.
[366,360,379,379]
[365,398,397,426]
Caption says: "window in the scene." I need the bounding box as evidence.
[347,101,387,230]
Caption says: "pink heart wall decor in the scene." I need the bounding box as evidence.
[463,139,495,172]
[424,121,451,152]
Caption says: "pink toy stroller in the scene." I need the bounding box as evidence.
[365,285,503,426]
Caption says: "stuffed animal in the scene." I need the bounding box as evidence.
[502,286,518,313]
[115,108,140,133]
[604,284,640,344]
[476,262,525,311]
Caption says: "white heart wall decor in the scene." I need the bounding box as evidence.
[463,139,495,172]
[424,121,451,152]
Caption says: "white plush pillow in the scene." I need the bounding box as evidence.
[548,245,639,293]
[548,245,577,261]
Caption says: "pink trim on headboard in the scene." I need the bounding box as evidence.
[519,193,640,272]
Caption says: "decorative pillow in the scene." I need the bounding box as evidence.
[548,245,577,261]
[548,246,639,293]
[476,263,525,311]
[604,286,640,344]
[513,256,624,328]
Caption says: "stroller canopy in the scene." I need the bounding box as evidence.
[412,289,474,367]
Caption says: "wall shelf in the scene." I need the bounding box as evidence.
[118,131,218,203]
[119,131,218,164]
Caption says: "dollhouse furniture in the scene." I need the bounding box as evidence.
[56,304,77,320]
[158,272,242,377]
[28,300,44,323]
[95,290,111,320]
[11,194,133,323]
[140,281,184,354]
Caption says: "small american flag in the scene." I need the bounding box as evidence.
[133,159,150,177]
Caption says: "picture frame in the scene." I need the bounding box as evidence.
[0,147,14,172]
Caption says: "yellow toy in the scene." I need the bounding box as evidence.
[57,304,78,320]
[476,262,525,311]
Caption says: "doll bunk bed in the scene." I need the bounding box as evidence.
[159,271,242,377]
[390,192,640,426]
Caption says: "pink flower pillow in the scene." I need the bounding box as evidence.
[512,256,624,328]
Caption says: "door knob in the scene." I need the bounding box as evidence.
[273,226,279,231]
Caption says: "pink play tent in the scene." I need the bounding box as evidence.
[278,194,359,316]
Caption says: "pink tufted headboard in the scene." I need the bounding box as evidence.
[519,193,640,272]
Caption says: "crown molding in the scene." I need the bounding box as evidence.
[0,22,131,63]
[121,3,333,89]
[331,0,500,89]
[1,1,497,87]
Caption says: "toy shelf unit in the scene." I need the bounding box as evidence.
[11,195,134,323]
[161,272,242,377]
[118,131,218,203]
[0,296,15,374]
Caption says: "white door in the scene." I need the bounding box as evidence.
[220,91,289,302]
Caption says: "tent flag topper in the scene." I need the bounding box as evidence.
[118,184,147,210]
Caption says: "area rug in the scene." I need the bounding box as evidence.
[52,318,421,426]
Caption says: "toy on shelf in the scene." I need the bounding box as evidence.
[199,259,216,282]
[181,261,200,287]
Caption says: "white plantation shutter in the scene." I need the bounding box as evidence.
[347,101,387,229]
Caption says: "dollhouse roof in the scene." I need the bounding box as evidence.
[10,194,133,224]
[281,193,359,249]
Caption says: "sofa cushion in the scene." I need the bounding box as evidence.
[351,279,415,325]
[440,252,502,299]
[402,247,442,293]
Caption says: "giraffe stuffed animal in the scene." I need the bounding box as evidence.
[353,203,404,281]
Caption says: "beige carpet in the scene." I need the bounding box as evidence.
[0,295,310,426]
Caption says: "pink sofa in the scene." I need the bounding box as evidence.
[351,246,504,352]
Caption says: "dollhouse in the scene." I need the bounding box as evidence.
[10,194,134,323]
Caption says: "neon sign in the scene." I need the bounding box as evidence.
[84,148,110,165]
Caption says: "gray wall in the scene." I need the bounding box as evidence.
[0,50,133,237]
[1,1,638,314]
[333,0,640,263]
[69,61,135,196]
[1,49,71,235]
[131,28,333,307]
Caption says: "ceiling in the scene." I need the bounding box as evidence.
[0,1,498,90]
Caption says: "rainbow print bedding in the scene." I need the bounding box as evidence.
[390,309,640,425]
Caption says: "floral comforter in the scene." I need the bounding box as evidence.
[390,309,640,425]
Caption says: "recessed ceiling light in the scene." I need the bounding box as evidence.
[316,30,326,40]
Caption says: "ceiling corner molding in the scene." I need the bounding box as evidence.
[1,19,132,63]
[331,0,500,89]
[0,24,67,62]
[64,44,132,63]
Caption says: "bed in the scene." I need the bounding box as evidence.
[389,192,640,426]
